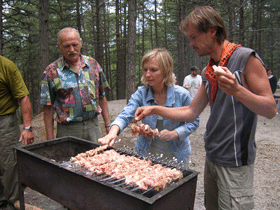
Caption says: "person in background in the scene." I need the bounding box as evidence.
[135,6,276,210]
[277,78,280,89]
[0,56,34,209]
[40,27,111,142]
[267,68,277,94]
[183,65,202,98]
[98,48,199,169]
[173,73,178,85]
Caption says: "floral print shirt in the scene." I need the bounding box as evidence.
[40,55,110,123]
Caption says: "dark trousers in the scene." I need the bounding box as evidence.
[0,112,22,209]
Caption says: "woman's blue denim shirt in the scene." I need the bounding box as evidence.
[111,85,199,162]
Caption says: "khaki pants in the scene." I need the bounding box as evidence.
[57,117,101,143]
[0,112,21,209]
[204,158,254,210]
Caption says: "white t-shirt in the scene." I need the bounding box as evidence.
[183,74,202,98]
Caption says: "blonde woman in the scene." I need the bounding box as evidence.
[98,48,199,168]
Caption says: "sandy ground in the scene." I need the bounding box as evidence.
[22,99,280,209]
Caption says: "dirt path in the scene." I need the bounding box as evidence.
[24,99,280,209]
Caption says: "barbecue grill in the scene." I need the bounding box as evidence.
[16,136,199,210]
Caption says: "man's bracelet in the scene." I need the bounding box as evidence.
[105,124,111,128]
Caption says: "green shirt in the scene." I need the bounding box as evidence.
[0,56,29,115]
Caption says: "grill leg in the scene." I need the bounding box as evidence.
[19,183,25,210]
[17,160,25,210]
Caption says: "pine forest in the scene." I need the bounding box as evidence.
[2,0,280,116]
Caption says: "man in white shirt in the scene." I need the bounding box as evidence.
[183,65,202,98]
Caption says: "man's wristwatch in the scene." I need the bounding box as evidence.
[23,126,33,131]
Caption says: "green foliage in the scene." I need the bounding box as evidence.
[2,0,280,112]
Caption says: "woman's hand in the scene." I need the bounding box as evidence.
[159,130,178,142]
[98,134,117,147]
[98,125,120,147]
[184,85,190,89]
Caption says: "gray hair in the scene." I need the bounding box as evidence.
[57,27,81,44]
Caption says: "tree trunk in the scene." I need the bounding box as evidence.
[126,0,136,103]
[122,3,127,97]
[140,2,145,86]
[76,0,82,54]
[239,0,245,46]
[227,2,233,42]
[116,0,126,99]
[91,2,97,58]
[38,0,49,114]
[39,0,49,76]
[0,0,3,55]
[102,1,113,100]
[249,0,255,49]
[154,0,158,48]
[177,0,186,86]
[256,0,262,56]
[163,0,168,49]
[95,0,104,67]
[150,17,153,49]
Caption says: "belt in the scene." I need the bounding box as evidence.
[59,117,96,125]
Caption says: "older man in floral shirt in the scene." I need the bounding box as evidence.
[40,27,111,142]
